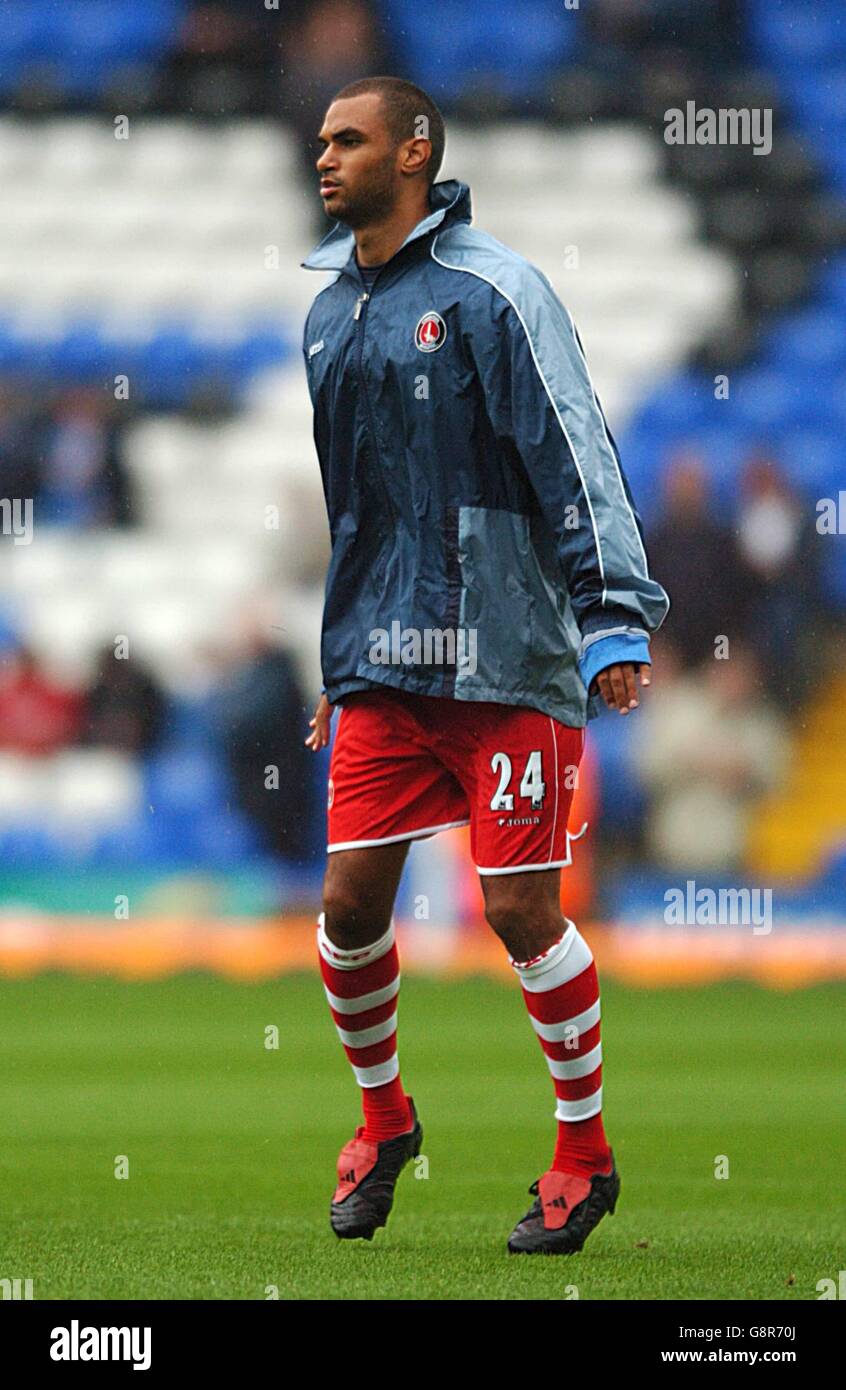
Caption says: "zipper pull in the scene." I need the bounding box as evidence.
[353,292,369,321]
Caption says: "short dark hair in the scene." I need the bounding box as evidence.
[331,75,445,186]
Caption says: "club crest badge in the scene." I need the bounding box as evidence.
[415,310,447,352]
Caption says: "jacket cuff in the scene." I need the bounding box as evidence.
[579,630,651,692]
[579,603,639,636]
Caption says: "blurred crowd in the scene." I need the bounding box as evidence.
[0,381,135,530]
[0,629,315,861]
[158,0,746,120]
[649,450,826,705]
[633,636,788,874]
[613,447,831,876]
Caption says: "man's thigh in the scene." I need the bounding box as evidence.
[322,840,412,945]
[327,690,469,853]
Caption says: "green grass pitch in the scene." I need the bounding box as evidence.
[1,972,844,1300]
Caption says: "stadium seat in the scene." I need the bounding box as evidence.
[381,0,580,101]
[144,748,230,819]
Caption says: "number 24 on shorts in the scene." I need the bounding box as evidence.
[490,750,549,812]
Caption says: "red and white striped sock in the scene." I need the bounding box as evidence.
[317,913,414,1144]
[511,920,613,1181]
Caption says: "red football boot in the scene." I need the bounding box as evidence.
[507,1152,620,1254]
[330,1098,423,1240]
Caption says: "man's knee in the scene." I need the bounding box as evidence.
[483,877,565,958]
[484,889,528,942]
[322,860,393,947]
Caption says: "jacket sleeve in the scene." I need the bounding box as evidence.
[470,268,669,689]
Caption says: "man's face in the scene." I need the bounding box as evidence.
[315,93,401,228]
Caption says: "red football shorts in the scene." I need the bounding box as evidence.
[327,689,586,875]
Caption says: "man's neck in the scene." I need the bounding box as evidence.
[353,196,431,268]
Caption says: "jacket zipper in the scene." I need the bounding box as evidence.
[354,277,397,531]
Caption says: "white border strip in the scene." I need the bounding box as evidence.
[547,717,560,864]
[328,818,470,852]
[477,855,574,877]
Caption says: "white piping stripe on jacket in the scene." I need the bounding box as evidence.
[431,240,608,596]
[565,311,651,578]
[528,997,601,1043]
[555,1088,603,1122]
[353,1055,400,1088]
[545,1041,602,1081]
[335,1014,398,1049]
[323,976,400,1015]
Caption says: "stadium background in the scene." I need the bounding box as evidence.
[0,0,844,1301]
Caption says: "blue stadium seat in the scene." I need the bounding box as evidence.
[55,4,178,96]
[58,0,182,59]
[784,68,846,129]
[90,812,188,867]
[0,317,25,370]
[227,325,291,385]
[190,808,264,865]
[587,716,646,834]
[634,372,715,434]
[730,367,828,432]
[0,0,184,95]
[678,425,755,492]
[163,697,218,748]
[144,747,231,818]
[0,609,21,651]
[763,307,846,372]
[0,3,56,61]
[49,321,112,381]
[818,255,846,310]
[380,0,579,99]
[0,317,288,407]
[0,826,58,866]
[771,427,846,497]
[615,432,660,517]
[749,2,846,69]
[136,324,206,405]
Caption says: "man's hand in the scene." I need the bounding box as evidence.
[592,662,651,715]
[305,693,335,750]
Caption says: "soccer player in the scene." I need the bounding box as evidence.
[300,76,669,1254]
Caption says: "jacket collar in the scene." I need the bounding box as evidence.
[301,178,472,274]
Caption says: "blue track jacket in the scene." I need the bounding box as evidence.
[302,178,669,725]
